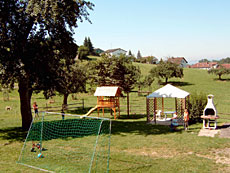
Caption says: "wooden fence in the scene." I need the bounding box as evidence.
[39,99,84,112]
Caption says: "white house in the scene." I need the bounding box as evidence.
[104,48,127,57]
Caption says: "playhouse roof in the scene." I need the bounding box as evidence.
[94,86,121,97]
[147,84,190,99]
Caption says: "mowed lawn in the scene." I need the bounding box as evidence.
[0,66,230,172]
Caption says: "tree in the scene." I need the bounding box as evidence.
[199,59,209,63]
[144,75,155,91]
[149,60,184,83]
[187,92,207,124]
[128,50,132,56]
[136,77,145,93]
[87,37,94,54]
[145,56,158,64]
[77,45,90,60]
[83,37,94,55]
[55,62,88,105]
[137,50,142,59]
[208,67,230,80]
[218,57,230,64]
[91,55,141,117]
[0,0,94,130]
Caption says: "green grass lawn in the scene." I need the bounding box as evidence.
[0,67,230,172]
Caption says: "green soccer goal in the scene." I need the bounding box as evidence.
[18,112,111,172]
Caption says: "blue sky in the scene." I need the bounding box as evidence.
[74,0,230,64]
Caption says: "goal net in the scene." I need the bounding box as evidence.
[18,112,111,172]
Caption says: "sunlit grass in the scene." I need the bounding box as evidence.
[0,66,230,172]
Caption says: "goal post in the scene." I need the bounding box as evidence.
[18,112,111,172]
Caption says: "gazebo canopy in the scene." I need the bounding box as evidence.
[147,84,190,99]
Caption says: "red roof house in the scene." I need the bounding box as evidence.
[219,64,230,69]
[167,57,188,68]
[189,62,218,70]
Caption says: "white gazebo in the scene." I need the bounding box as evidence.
[146,84,190,124]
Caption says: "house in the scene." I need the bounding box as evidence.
[218,64,230,69]
[94,48,104,55]
[167,57,188,68]
[189,62,218,70]
[104,48,127,57]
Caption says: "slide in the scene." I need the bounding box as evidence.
[80,105,98,118]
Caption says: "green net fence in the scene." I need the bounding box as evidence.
[18,112,111,172]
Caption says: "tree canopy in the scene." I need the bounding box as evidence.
[77,45,90,60]
[149,60,184,83]
[218,57,230,64]
[208,67,230,80]
[55,62,88,105]
[199,59,210,63]
[83,37,94,55]
[0,0,94,130]
[137,50,142,59]
[91,55,141,92]
[91,55,141,116]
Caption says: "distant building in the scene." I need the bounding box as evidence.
[189,62,218,70]
[167,57,188,68]
[94,48,104,55]
[219,64,230,69]
[104,48,127,57]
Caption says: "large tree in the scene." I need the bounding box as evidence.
[91,55,141,117]
[0,0,94,130]
[208,67,230,80]
[149,60,183,83]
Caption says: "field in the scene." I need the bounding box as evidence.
[0,65,230,172]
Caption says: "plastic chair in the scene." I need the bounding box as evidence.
[156,110,162,119]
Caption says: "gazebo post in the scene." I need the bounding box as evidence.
[162,97,164,113]
[175,98,177,114]
[146,98,149,122]
[154,98,157,124]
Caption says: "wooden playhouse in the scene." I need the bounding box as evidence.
[94,86,121,119]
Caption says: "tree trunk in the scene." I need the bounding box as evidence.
[165,78,168,84]
[18,79,33,131]
[126,92,130,118]
[63,93,69,105]
[218,74,222,80]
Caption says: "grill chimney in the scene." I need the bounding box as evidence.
[203,94,217,117]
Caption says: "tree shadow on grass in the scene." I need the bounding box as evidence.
[0,127,27,142]
[67,107,92,114]
[118,114,146,120]
[161,81,193,87]
[0,117,186,142]
[111,120,183,136]
[213,78,230,82]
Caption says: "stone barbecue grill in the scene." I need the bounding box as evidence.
[201,95,219,129]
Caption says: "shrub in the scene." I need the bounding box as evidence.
[187,92,207,124]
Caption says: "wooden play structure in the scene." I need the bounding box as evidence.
[146,84,190,124]
[83,86,121,119]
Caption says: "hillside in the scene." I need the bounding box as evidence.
[0,60,230,172]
